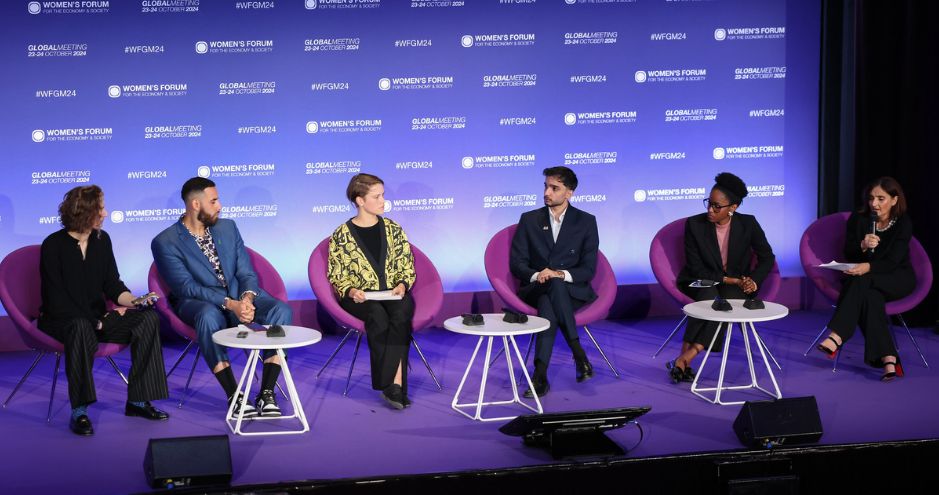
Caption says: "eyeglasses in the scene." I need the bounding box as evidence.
[703,199,732,211]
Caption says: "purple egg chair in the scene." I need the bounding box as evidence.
[0,245,128,423]
[148,247,290,405]
[308,238,443,396]
[648,218,783,368]
[800,212,931,369]
[483,225,619,377]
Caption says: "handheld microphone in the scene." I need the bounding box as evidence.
[870,216,877,254]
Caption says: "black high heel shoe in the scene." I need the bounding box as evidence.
[816,336,842,359]
[665,360,685,384]
[881,360,904,382]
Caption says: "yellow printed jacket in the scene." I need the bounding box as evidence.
[327,217,416,298]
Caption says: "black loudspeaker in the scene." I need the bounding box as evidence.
[733,396,823,448]
[144,435,232,489]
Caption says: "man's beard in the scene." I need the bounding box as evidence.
[198,209,218,227]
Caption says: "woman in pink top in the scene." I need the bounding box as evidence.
[667,173,776,384]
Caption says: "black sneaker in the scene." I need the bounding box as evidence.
[228,392,258,419]
[254,389,282,417]
[382,384,405,410]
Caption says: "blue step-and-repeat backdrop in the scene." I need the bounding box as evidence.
[0,0,820,305]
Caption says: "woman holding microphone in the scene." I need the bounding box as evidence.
[816,177,915,381]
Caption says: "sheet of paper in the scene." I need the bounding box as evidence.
[363,290,403,301]
[817,260,858,272]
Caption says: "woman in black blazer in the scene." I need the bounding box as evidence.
[667,173,776,384]
[816,177,915,381]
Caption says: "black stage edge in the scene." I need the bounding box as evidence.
[143,438,938,494]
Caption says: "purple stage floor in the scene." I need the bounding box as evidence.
[1,310,938,494]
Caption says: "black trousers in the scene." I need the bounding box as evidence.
[40,309,169,408]
[340,293,414,394]
[828,272,915,367]
[679,283,748,353]
[521,279,587,369]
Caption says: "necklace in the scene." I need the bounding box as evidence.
[875,218,896,233]
[182,220,208,239]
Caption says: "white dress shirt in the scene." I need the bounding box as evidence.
[529,206,574,283]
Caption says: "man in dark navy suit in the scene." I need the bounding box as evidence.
[510,166,599,397]
[152,177,292,417]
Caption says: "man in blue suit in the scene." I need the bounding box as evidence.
[151,177,292,417]
[510,166,599,398]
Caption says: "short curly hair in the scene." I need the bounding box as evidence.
[712,172,748,205]
[59,185,103,233]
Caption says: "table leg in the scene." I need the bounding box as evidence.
[277,349,309,433]
[714,322,734,404]
[473,337,495,420]
[749,322,782,399]
[741,322,759,388]
[503,336,519,402]
[691,322,723,403]
[451,336,484,418]
[752,327,782,370]
[227,349,260,435]
[452,334,543,421]
[509,335,542,414]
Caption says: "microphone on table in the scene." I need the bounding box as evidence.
[743,282,764,310]
[870,216,877,254]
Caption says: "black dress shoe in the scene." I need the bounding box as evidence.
[682,366,696,383]
[575,359,594,383]
[523,378,550,398]
[125,401,169,421]
[69,414,94,436]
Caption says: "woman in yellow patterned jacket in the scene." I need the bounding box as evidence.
[328,173,417,410]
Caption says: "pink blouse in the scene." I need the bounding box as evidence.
[715,220,731,271]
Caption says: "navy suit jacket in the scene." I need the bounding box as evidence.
[510,205,599,304]
[151,219,264,309]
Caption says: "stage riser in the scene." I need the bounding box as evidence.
[149,439,937,494]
